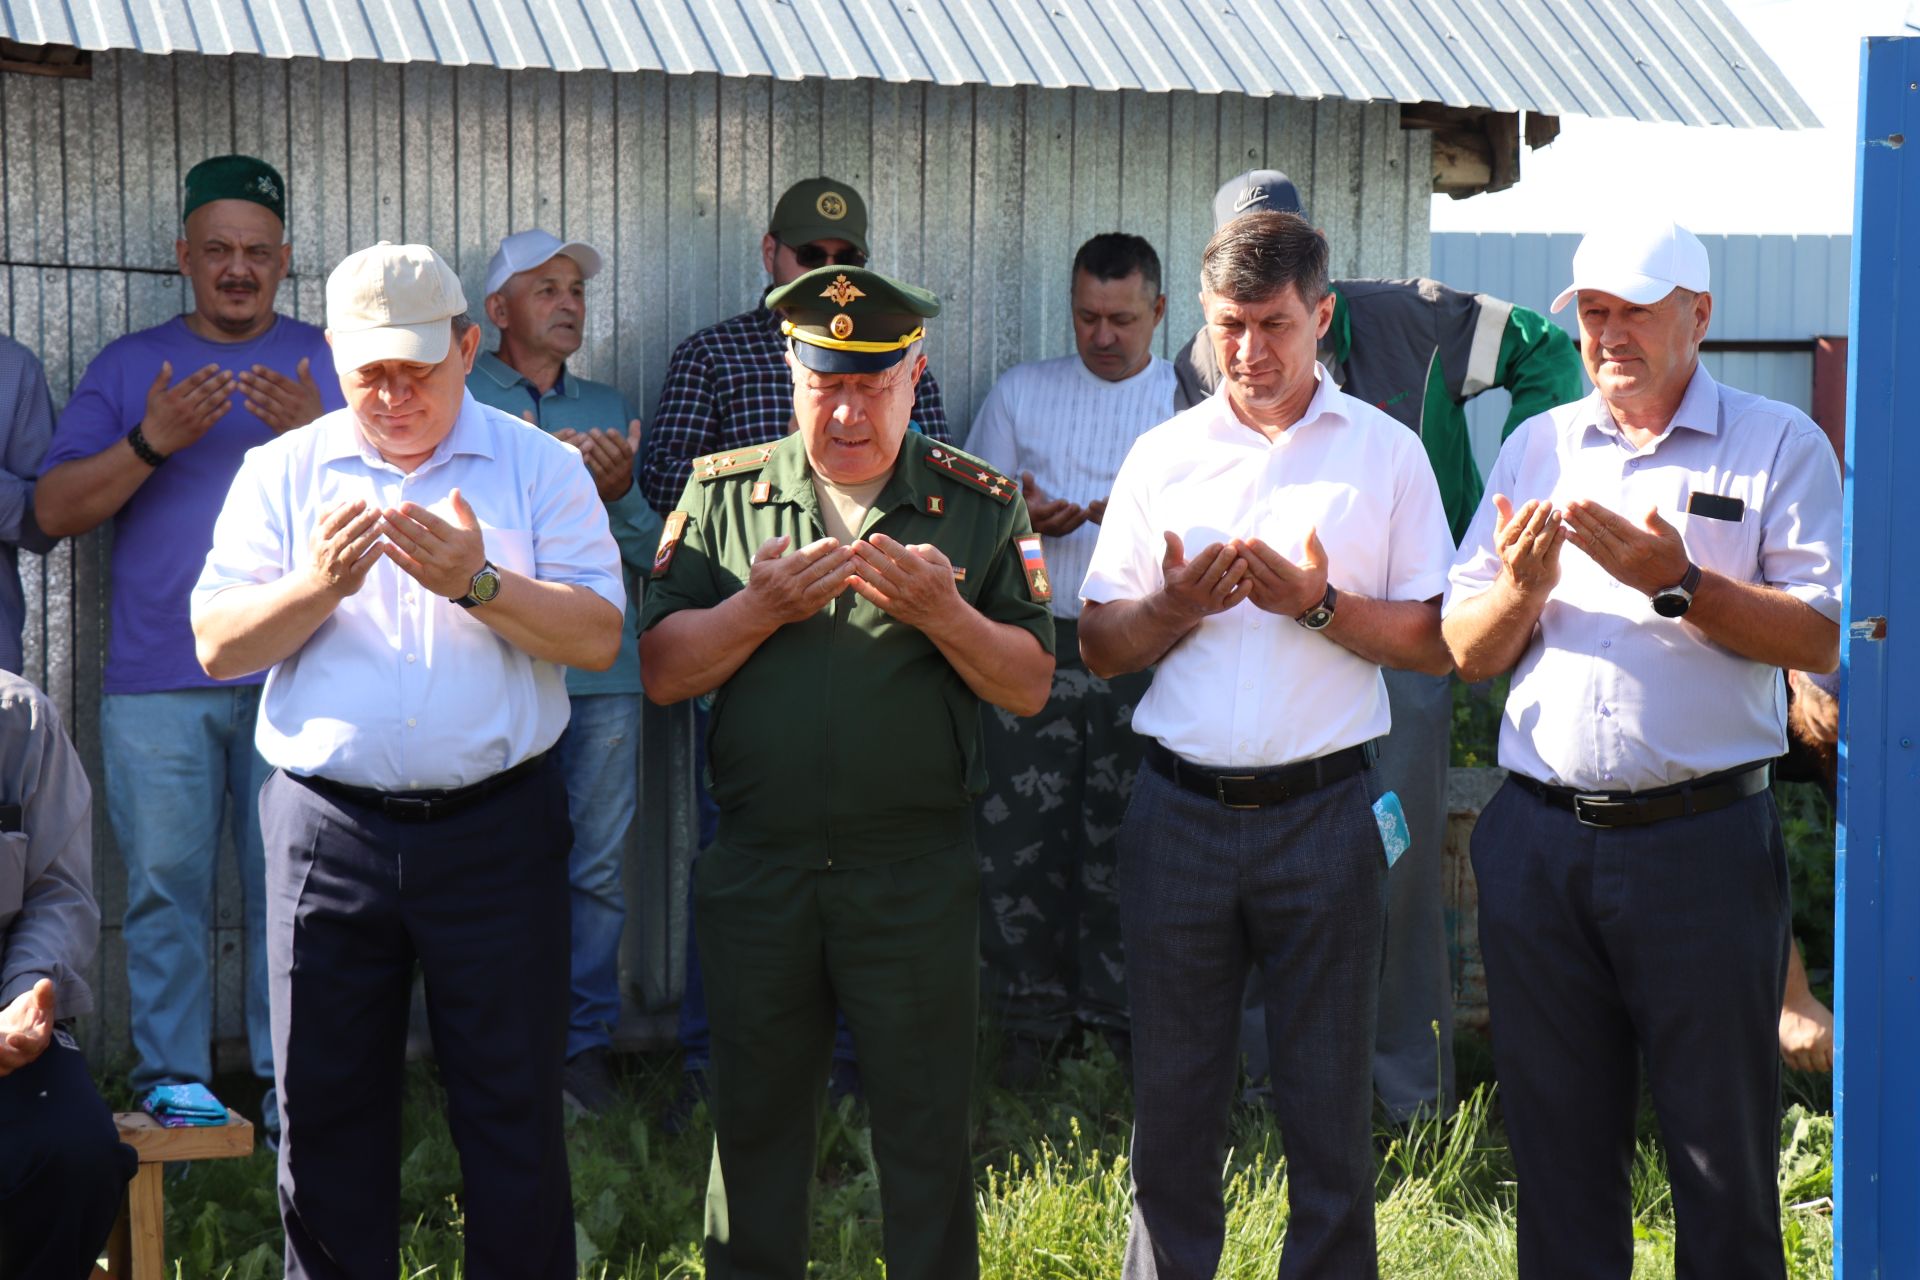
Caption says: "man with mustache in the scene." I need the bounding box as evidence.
[964,232,1172,1075]
[36,155,341,1143]
[1442,219,1840,1280]
[468,229,662,1115]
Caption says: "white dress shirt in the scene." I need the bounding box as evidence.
[1081,367,1453,768]
[1445,365,1842,792]
[193,392,625,790]
[966,353,1176,620]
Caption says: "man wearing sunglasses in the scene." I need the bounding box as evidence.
[637,177,953,511]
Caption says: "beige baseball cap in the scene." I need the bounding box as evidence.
[326,241,469,371]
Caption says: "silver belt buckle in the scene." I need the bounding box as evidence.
[1571,793,1616,828]
[1214,774,1260,810]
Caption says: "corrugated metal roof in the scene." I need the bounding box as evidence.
[1,0,1817,129]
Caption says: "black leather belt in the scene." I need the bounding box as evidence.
[1507,761,1771,829]
[1146,740,1376,810]
[296,753,548,823]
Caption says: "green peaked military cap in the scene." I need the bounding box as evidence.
[184,154,287,225]
[768,265,941,374]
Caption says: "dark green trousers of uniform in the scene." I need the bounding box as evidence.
[694,838,980,1280]
[975,617,1153,1037]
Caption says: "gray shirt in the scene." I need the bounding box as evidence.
[0,670,98,1017]
[0,335,56,674]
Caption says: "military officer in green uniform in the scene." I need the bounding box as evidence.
[639,265,1055,1280]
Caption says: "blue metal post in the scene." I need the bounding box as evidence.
[1837,34,1920,1280]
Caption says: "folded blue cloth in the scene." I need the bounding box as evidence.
[142,1082,230,1128]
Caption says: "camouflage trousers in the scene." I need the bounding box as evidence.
[976,616,1153,1037]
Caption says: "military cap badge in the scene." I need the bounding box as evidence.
[768,265,941,375]
[820,274,865,307]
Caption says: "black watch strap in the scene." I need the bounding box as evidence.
[126,424,168,467]
[1296,583,1339,629]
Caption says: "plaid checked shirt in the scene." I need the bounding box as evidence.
[639,303,952,512]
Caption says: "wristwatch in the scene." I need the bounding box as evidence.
[1650,561,1701,618]
[1296,583,1338,631]
[454,561,502,609]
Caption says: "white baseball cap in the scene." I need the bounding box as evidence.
[483,229,604,298]
[1550,218,1710,314]
[326,241,468,372]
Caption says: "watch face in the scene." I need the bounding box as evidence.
[1651,590,1689,619]
[470,566,502,604]
[1301,606,1335,631]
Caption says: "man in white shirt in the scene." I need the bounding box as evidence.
[965,232,1174,1064]
[1442,220,1840,1280]
[190,241,625,1280]
[1080,211,1453,1277]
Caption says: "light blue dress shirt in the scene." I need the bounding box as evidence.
[1445,365,1842,792]
[192,392,625,790]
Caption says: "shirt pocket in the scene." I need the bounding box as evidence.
[484,528,537,579]
[0,831,28,921]
[1675,507,1758,582]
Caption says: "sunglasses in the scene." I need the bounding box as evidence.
[792,243,868,270]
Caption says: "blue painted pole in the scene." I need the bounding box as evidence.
[1837,34,1920,1280]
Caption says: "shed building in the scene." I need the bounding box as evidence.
[0,0,1813,1058]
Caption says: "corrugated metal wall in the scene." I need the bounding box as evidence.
[1430,231,1852,474]
[0,48,1431,1059]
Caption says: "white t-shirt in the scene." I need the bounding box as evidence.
[966,353,1175,620]
[1081,367,1453,768]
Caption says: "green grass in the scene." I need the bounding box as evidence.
[131,1032,1833,1279]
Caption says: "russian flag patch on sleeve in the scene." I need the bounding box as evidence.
[1016,534,1052,602]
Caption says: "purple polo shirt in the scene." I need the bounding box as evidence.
[44,314,342,694]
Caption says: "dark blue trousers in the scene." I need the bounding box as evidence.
[260,763,575,1280]
[1472,779,1790,1280]
[1121,764,1387,1280]
[0,1030,136,1280]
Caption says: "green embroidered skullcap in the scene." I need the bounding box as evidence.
[767,265,939,374]
[183,155,287,225]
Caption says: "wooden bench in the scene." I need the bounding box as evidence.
[99,1110,255,1280]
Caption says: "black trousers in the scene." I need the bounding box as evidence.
[260,762,575,1280]
[1120,764,1387,1280]
[0,1029,136,1280]
[1472,779,1790,1280]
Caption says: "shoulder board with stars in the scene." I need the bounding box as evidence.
[694,443,778,483]
[922,446,1015,505]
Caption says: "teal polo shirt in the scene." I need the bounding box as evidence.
[467,350,662,697]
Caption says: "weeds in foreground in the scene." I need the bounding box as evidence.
[140,1038,1832,1279]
